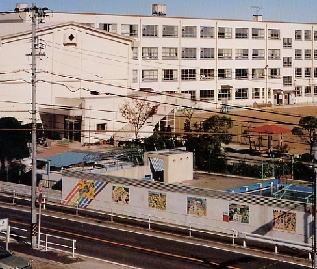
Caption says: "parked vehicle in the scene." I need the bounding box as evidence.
[0,247,31,269]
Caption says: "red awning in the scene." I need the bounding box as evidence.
[248,124,290,134]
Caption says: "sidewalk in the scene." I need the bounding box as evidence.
[1,241,139,269]
[20,252,140,269]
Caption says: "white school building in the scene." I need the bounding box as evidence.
[0,3,317,143]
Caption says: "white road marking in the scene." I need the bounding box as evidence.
[0,203,310,268]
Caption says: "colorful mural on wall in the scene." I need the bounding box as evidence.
[112,185,130,204]
[63,179,107,208]
[273,209,296,232]
[229,204,249,224]
[187,197,207,217]
[148,191,166,210]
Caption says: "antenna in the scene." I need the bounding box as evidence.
[251,5,262,16]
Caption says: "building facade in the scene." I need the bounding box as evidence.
[41,8,317,108]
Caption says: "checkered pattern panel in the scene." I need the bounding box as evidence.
[63,170,305,211]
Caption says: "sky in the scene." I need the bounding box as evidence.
[0,0,316,23]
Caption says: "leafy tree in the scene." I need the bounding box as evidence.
[120,99,158,140]
[292,116,317,156]
[185,115,233,172]
[0,117,29,171]
[182,108,194,132]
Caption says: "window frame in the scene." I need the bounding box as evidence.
[268,29,280,39]
[162,25,178,37]
[181,48,197,59]
[181,69,196,80]
[235,49,249,60]
[252,28,264,39]
[235,28,249,39]
[200,26,214,38]
[218,27,232,39]
[218,48,232,59]
[162,47,178,60]
[235,88,249,100]
[142,47,158,60]
[200,69,214,80]
[182,26,197,38]
[142,69,158,82]
[235,69,249,80]
[162,69,178,81]
[142,25,158,37]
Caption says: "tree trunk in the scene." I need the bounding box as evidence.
[0,158,5,173]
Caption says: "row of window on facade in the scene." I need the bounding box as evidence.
[134,47,317,61]
[165,86,317,101]
[164,86,317,101]
[100,23,317,41]
[134,68,317,83]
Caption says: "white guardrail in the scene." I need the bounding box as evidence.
[8,226,76,258]
[0,183,312,260]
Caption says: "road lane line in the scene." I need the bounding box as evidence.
[10,219,240,269]
[1,203,308,268]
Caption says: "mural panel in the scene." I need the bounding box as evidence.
[148,191,166,210]
[112,185,130,204]
[273,209,296,232]
[187,197,207,217]
[229,204,249,224]
[63,179,107,208]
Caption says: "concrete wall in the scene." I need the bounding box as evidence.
[0,23,132,144]
[105,165,152,179]
[144,150,193,183]
[62,174,311,244]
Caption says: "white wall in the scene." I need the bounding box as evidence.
[62,174,310,244]
[0,23,132,143]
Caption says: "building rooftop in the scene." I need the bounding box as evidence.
[0,10,316,25]
[184,172,265,191]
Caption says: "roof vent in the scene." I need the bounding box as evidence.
[253,14,263,22]
[15,3,29,12]
[152,4,167,16]
[251,6,263,21]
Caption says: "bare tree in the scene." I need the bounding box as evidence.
[120,99,158,140]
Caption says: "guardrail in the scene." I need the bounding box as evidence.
[240,232,312,259]
[39,232,76,258]
[0,187,312,261]
[8,226,76,258]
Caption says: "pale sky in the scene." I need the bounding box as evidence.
[0,0,316,23]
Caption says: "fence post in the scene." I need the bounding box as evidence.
[148,215,151,230]
[72,240,76,258]
[12,190,16,205]
[274,245,278,254]
[76,202,79,216]
[309,252,312,261]
[43,196,46,210]
[189,224,192,237]
[110,208,113,222]
[45,234,48,251]
[232,230,235,245]
[243,240,247,248]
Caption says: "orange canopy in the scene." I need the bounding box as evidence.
[249,124,290,134]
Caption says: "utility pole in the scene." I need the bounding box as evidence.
[30,4,37,249]
[16,3,47,249]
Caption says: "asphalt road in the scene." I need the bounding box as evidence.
[0,193,309,260]
[0,205,310,269]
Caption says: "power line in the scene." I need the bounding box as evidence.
[39,70,308,124]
